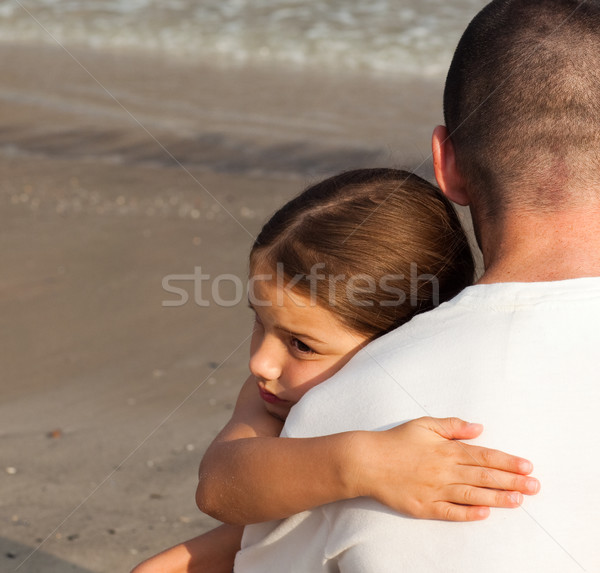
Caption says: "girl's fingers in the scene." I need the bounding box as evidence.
[418,416,484,440]
[456,443,534,475]
[455,466,540,495]
[432,503,491,522]
[446,485,524,509]
[430,484,527,521]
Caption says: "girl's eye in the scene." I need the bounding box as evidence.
[291,337,314,354]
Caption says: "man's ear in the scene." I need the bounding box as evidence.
[432,125,470,206]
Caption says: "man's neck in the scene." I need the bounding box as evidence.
[477,207,600,285]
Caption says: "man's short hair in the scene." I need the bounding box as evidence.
[444,0,600,217]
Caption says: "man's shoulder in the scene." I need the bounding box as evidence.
[283,278,600,438]
[281,289,475,437]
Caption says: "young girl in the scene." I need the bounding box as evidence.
[133,169,539,573]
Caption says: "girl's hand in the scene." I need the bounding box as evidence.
[353,417,540,521]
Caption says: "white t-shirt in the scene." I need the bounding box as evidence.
[235,279,600,572]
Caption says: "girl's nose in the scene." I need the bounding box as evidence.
[249,337,283,382]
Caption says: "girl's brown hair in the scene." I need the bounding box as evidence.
[250,168,474,340]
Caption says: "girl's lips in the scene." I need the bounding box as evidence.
[258,386,287,405]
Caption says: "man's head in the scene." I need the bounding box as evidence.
[438,0,600,221]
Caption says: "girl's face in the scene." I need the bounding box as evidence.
[249,275,368,421]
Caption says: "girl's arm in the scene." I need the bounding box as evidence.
[131,524,243,573]
[197,377,540,525]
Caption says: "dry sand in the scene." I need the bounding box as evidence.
[0,42,479,572]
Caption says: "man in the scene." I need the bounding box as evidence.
[235,1,600,570]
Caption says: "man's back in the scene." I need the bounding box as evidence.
[236,279,600,571]
[236,3,600,568]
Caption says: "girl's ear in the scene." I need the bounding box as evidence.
[432,126,471,206]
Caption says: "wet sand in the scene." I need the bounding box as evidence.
[0,42,478,572]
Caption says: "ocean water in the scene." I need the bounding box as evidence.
[2,0,488,76]
[0,1,493,181]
